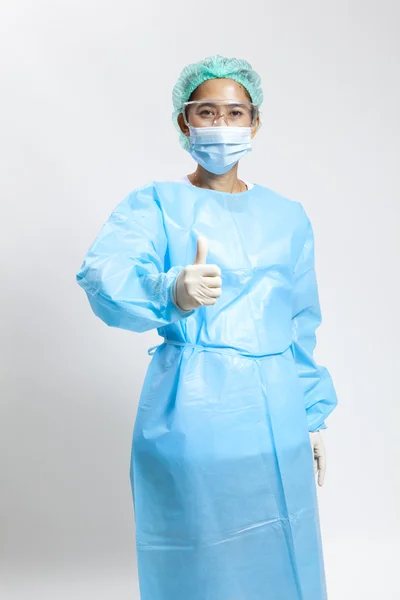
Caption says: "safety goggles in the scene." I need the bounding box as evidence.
[182,99,259,127]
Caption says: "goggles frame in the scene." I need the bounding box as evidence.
[182,99,259,127]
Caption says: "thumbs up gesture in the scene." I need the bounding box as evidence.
[173,236,222,312]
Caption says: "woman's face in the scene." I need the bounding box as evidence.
[178,78,260,138]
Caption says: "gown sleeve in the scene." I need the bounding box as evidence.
[75,183,196,333]
[291,207,338,432]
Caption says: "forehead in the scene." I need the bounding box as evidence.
[189,78,251,102]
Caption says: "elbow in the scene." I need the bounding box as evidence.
[85,290,156,333]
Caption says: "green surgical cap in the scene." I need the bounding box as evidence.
[172,54,264,150]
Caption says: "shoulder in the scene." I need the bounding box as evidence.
[255,184,303,209]
[126,180,157,199]
[111,181,158,213]
[255,184,310,226]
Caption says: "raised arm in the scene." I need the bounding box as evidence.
[76,184,196,333]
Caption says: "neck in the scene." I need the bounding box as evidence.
[188,165,246,194]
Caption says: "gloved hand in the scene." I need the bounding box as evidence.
[173,236,222,311]
[309,431,326,487]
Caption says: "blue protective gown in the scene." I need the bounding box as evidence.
[76,180,338,600]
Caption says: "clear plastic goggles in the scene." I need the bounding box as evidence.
[182,99,259,127]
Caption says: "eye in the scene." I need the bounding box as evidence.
[229,110,244,118]
[199,109,216,117]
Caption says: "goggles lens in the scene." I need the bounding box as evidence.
[183,99,258,127]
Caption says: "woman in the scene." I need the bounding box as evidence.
[76,55,338,600]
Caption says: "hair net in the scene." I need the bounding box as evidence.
[172,54,264,150]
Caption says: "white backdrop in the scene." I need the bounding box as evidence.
[1,1,399,598]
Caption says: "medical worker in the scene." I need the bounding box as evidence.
[76,55,338,600]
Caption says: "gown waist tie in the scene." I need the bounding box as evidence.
[147,338,292,358]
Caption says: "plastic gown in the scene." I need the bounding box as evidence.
[76,180,338,600]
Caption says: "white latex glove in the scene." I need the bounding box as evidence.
[309,431,326,487]
[173,236,222,311]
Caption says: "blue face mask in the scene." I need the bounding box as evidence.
[187,126,253,175]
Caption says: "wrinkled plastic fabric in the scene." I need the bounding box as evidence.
[76,181,338,600]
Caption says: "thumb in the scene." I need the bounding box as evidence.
[193,236,208,265]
